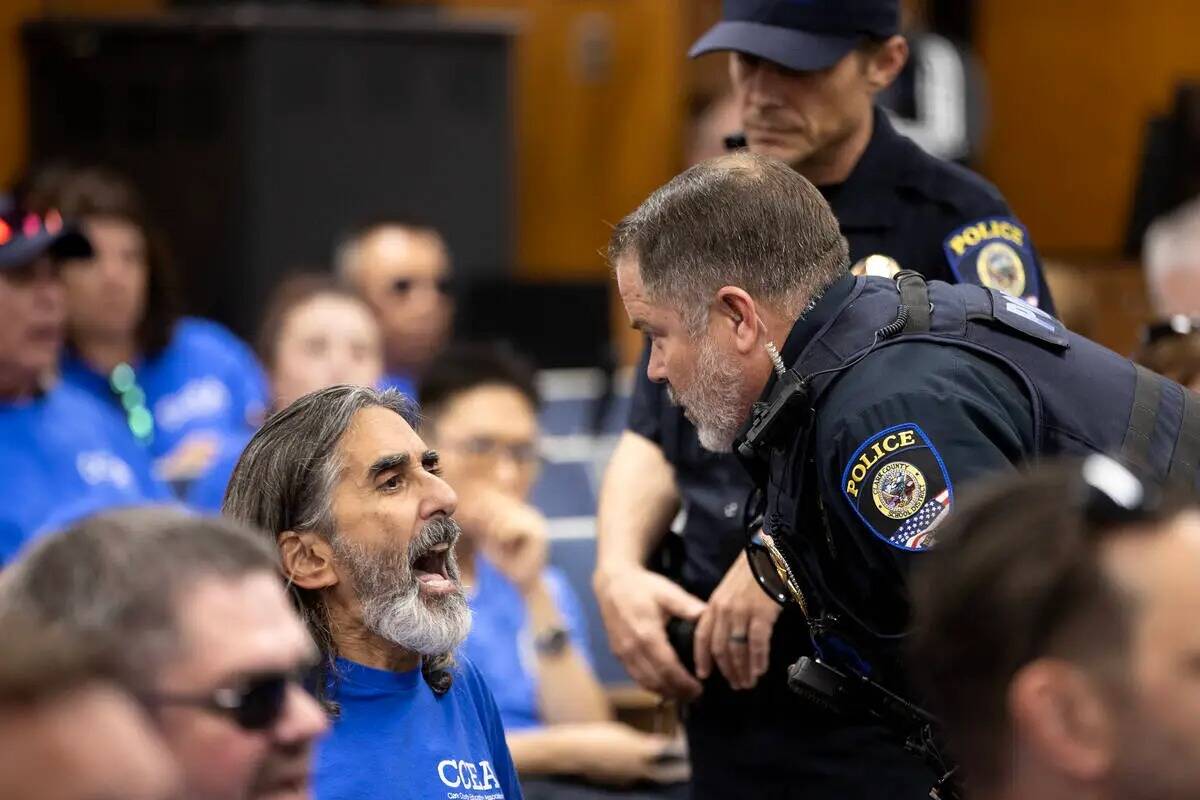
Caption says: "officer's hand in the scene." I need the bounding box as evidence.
[594,564,706,700]
[693,553,781,690]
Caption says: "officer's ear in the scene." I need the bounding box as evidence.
[860,35,908,91]
[714,286,759,356]
[1008,658,1116,781]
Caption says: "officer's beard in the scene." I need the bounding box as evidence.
[668,334,747,453]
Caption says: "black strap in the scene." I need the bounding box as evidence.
[1168,387,1200,489]
[1121,365,1162,469]
[895,271,931,333]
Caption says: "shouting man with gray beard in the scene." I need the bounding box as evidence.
[224,385,523,800]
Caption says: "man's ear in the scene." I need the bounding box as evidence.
[863,35,909,91]
[278,530,339,590]
[714,286,760,356]
[1008,659,1116,781]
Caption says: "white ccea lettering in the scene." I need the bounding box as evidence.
[437,758,501,790]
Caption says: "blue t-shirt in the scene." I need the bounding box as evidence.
[59,317,268,468]
[184,426,255,513]
[462,558,591,731]
[0,383,172,562]
[316,657,522,800]
[379,372,417,400]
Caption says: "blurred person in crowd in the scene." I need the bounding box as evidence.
[1144,195,1200,317]
[334,220,454,397]
[911,455,1200,800]
[187,273,383,512]
[0,200,169,562]
[223,386,522,799]
[421,345,688,798]
[0,507,329,800]
[25,165,269,489]
[0,618,180,800]
[597,2,1056,796]
[1134,315,1200,392]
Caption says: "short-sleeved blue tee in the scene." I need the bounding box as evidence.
[0,383,172,562]
[315,657,522,800]
[462,558,591,732]
[184,426,255,513]
[59,317,269,467]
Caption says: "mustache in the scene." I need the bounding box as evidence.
[407,516,461,563]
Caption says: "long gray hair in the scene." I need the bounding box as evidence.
[222,384,455,702]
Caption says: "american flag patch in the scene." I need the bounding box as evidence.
[888,489,951,551]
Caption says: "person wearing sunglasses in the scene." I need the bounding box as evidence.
[0,200,171,562]
[610,151,1200,799]
[335,219,454,399]
[909,455,1200,800]
[0,507,330,800]
[222,385,523,800]
[1133,314,1200,393]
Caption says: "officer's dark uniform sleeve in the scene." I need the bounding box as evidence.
[815,346,1035,554]
[626,339,665,444]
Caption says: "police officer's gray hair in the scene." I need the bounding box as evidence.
[608,152,849,335]
[1144,195,1200,314]
[222,384,456,703]
[0,508,280,691]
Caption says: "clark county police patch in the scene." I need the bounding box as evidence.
[841,423,953,552]
[943,217,1043,308]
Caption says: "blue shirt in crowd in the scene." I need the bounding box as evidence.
[462,557,591,731]
[0,382,171,562]
[59,317,268,471]
[379,372,417,400]
[315,657,522,800]
[185,426,255,513]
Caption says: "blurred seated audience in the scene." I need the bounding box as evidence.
[0,507,329,800]
[223,386,522,799]
[1144,194,1200,316]
[0,201,168,562]
[0,617,180,800]
[187,273,383,511]
[421,345,688,798]
[1133,315,1200,391]
[1041,260,1100,338]
[25,165,269,489]
[335,219,454,397]
[910,456,1200,800]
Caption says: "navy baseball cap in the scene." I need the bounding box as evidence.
[689,0,900,72]
[0,204,92,272]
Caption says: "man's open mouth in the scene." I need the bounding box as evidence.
[411,543,456,595]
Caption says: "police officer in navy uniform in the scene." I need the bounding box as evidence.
[594,1,1056,797]
[609,152,1198,799]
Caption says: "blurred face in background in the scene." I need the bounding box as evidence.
[347,227,453,377]
[0,256,66,396]
[270,293,383,411]
[429,384,541,503]
[60,215,148,347]
[728,46,889,174]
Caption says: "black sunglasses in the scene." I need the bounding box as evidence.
[143,669,312,731]
[1143,314,1200,346]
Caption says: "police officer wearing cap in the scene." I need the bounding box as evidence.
[609,152,1199,799]
[593,1,1055,796]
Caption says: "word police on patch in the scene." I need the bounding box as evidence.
[841,424,953,552]
[943,216,1042,307]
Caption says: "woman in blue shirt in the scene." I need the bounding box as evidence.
[27,166,268,492]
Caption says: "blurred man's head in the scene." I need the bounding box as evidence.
[689,0,908,177]
[335,221,453,379]
[610,152,848,451]
[1133,316,1200,393]
[419,345,542,501]
[26,165,180,359]
[1145,197,1200,317]
[256,274,383,411]
[0,508,328,800]
[223,386,470,692]
[0,204,91,399]
[0,620,179,800]
[911,457,1200,800]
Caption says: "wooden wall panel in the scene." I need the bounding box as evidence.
[976,0,1200,257]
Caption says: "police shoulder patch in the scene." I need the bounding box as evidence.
[943,216,1042,307]
[840,423,953,552]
